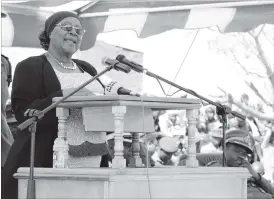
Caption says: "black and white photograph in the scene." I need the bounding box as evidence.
[1,0,274,198]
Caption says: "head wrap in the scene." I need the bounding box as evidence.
[44,11,80,37]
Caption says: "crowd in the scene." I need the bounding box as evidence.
[147,97,274,184]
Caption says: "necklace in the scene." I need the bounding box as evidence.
[47,52,77,70]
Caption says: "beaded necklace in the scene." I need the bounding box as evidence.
[47,52,76,70]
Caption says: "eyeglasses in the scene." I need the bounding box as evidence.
[56,24,86,36]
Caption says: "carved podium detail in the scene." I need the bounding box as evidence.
[53,107,69,168]
[51,96,201,169]
[112,106,127,168]
[129,132,143,167]
[186,109,199,168]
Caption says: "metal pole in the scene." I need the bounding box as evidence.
[27,122,37,199]
[17,66,113,131]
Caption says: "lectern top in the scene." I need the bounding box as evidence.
[54,95,200,103]
[53,95,201,110]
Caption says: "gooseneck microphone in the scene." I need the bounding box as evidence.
[116,54,246,121]
[102,57,131,73]
[100,59,140,97]
[116,54,144,73]
[118,87,141,97]
[103,80,140,97]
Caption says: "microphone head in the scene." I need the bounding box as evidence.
[116,54,125,62]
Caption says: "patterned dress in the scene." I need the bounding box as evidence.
[54,68,108,168]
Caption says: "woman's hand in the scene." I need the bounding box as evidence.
[24,109,44,121]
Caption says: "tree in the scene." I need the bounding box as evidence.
[208,24,274,121]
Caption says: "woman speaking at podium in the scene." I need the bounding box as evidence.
[2,11,122,199]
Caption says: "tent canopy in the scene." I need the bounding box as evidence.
[2,0,274,50]
[2,0,273,104]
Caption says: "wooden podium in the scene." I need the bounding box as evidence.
[14,96,249,199]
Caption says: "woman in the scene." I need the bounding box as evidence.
[2,11,111,199]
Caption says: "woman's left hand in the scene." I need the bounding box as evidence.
[24,109,44,121]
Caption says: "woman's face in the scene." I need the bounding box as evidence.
[49,17,83,56]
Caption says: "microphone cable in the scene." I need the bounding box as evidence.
[139,95,152,199]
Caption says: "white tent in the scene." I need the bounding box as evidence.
[1,0,273,106]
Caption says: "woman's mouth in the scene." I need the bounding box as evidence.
[64,39,76,44]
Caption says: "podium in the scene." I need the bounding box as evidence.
[14,96,249,199]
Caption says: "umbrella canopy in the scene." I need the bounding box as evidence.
[2,0,274,50]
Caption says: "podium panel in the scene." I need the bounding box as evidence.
[82,106,154,132]
[15,167,249,199]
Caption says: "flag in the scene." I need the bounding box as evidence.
[2,0,274,50]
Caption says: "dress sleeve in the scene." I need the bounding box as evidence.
[11,57,62,124]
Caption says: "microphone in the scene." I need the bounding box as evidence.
[101,76,140,97]
[118,87,141,97]
[116,54,144,73]
[102,57,131,73]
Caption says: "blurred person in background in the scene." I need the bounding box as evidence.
[207,129,274,199]
[261,122,274,184]
[204,105,221,133]
[228,117,240,130]
[200,125,223,153]
[1,54,14,168]
[151,136,179,166]
[153,111,163,132]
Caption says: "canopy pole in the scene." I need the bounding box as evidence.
[78,0,101,14]
[79,0,274,18]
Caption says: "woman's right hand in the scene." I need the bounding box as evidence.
[62,88,95,97]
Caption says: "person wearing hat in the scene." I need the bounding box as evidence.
[1,11,131,199]
[151,136,179,166]
[207,129,274,199]
[200,125,223,153]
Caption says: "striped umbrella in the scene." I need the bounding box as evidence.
[2,0,274,50]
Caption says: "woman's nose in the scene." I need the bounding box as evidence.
[69,28,77,35]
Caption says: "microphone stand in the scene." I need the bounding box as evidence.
[17,64,126,199]
[130,66,245,167]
